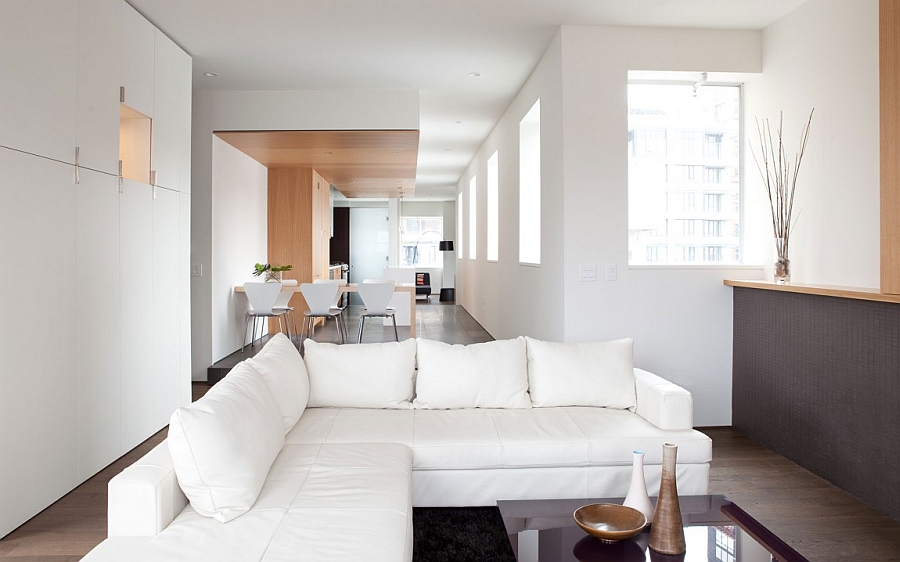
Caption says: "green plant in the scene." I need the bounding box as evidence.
[252,263,293,280]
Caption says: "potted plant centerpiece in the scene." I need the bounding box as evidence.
[252,263,293,283]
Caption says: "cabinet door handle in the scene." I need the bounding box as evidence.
[118,160,124,193]
[120,86,125,104]
[74,146,80,185]
[151,170,157,199]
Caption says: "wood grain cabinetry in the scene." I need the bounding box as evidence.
[882,0,900,294]
[268,167,333,318]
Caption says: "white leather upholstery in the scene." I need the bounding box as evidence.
[89,336,710,561]
[87,443,413,562]
[106,441,186,537]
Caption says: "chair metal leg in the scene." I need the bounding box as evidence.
[242,314,252,353]
[391,314,399,342]
[357,316,365,343]
[333,314,341,344]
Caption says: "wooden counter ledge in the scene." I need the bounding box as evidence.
[724,279,900,304]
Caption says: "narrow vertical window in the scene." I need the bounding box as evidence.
[519,100,541,265]
[457,192,463,260]
[487,150,499,261]
[469,175,477,260]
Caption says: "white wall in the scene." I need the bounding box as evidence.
[457,26,763,426]
[210,136,267,361]
[753,0,880,287]
[458,7,881,426]
[191,89,419,379]
[456,32,566,342]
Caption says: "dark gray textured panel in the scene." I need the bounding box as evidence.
[732,287,900,520]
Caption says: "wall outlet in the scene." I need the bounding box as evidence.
[190,264,203,277]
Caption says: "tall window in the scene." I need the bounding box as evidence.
[487,150,499,261]
[628,83,741,265]
[400,217,443,267]
[469,175,477,260]
[519,100,541,265]
[457,192,463,260]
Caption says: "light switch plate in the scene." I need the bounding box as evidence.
[580,264,597,282]
[190,264,203,277]
[605,263,617,281]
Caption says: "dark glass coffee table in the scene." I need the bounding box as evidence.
[498,495,807,562]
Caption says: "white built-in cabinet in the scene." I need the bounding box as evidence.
[119,1,155,119]
[152,29,192,192]
[0,1,78,164]
[0,0,192,538]
[0,149,80,534]
[75,168,122,478]
[77,0,122,175]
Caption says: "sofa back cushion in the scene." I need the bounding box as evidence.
[304,338,417,408]
[167,362,284,522]
[245,333,309,433]
[525,337,636,409]
[414,337,531,409]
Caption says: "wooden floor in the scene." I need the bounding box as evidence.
[3,303,900,560]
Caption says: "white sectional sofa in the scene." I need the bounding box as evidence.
[82,334,712,562]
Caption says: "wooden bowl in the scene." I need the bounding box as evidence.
[573,504,647,543]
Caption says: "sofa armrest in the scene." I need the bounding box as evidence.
[633,368,694,430]
[107,441,188,537]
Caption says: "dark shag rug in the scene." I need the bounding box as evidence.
[413,507,517,562]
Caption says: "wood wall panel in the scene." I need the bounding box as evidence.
[882,0,900,294]
[268,167,313,324]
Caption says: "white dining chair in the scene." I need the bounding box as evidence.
[357,279,399,343]
[300,282,345,344]
[314,278,348,336]
[242,281,289,352]
[272,280,299,341]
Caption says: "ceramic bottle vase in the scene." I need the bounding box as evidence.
[623,450,654,524]
[648,443,686,555]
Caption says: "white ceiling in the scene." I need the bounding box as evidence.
[127,0,808,200]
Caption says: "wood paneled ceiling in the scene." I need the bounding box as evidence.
[215,130,419,198]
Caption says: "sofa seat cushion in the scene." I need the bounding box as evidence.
[82,443,413,562]
[286,408,711,471]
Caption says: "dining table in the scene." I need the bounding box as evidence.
[234,282,418,337]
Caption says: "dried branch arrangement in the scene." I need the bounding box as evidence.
[751,109,815,262]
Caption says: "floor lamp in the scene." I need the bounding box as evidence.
[438,241,455,302]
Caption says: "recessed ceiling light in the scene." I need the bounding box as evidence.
[468,72,482,78]
[204,72,219,78]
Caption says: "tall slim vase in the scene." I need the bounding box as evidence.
[623,450,654,524]
[648,443,685,555]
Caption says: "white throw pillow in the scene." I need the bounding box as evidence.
[245,333,310,433]
[414,337,531,409]
[525,337,636,409]
[167,363,285,522]
[304,339,416,408]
